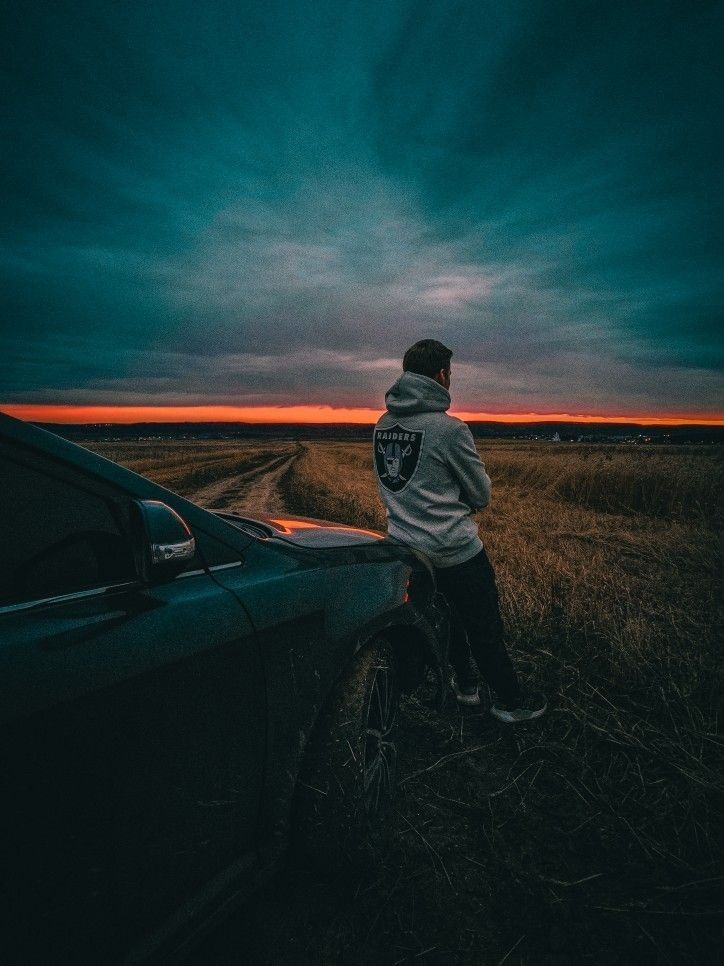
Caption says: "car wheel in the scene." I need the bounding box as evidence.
[293,638,400,870]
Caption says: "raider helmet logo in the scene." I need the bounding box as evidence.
[374,424,425,494]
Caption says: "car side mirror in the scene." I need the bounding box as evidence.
[131,500,196,584]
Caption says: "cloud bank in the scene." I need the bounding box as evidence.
[1,0,721,417]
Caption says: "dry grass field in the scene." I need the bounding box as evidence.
[278,441,723,965]
[86,437,723,964]
[86,439,285,493]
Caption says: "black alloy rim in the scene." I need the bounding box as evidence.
[363,660,398,815]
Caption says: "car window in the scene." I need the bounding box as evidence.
[193,529,244,569]
[0,456,136,607]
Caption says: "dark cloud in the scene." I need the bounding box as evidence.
[1,0,721,414]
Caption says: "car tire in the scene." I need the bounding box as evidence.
[293,638,400,870]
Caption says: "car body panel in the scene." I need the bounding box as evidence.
[1,572,266,963]
[217,511,385,548]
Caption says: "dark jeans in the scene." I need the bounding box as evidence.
[434,547,522,706]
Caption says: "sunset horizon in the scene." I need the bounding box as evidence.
[4,404,723,428]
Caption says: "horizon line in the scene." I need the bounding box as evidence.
[3,404,724,427]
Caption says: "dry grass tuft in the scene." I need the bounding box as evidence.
[279,441,387,530]
[480,441,723,525]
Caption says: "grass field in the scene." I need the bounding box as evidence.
[86,439,285,493]
[276,441,722,965]
[88,438,723,964]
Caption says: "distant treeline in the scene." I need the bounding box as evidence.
[34,420,724,444]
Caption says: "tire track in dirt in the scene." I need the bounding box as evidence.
[188,444,302,515]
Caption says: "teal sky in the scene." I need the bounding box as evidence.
[1,0,722,416]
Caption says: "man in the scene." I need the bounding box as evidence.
[373,339,546,723]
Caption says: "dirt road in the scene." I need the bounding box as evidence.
[188,444,301,515]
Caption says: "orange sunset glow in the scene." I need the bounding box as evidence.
[3,404,723,427]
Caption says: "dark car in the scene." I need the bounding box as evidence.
[0,413,448,965]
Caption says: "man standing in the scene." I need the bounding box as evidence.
[373,339,546,723]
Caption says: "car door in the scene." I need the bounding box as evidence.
[0,443,265,964]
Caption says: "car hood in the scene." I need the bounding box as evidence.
[214,511,385,549]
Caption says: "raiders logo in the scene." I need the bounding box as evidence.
[374,424,425,494]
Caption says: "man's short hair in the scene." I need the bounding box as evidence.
[403,339,453,379]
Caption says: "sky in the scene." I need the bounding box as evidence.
[1,0,722,423]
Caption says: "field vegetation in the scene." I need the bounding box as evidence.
[85,437,722,963]
[274,440,722,965]
[83,439,284,494]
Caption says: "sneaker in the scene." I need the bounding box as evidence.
[490,691,547,723]
[455,683,481,706]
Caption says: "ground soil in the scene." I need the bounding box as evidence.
[187,444,301,514]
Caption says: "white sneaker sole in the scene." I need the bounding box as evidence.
[490,702,547,723]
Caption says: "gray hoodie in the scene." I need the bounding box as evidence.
[373,371,491,567]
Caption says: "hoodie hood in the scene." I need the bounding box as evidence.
[384,371,451,416]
